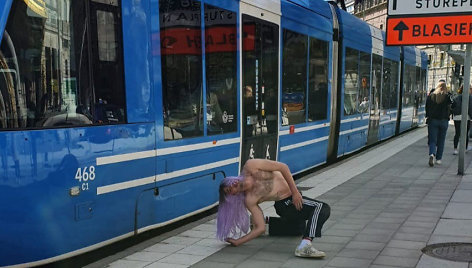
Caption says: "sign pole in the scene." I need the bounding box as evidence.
[458,44,471,175]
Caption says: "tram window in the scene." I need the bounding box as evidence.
[359,52,371,114]
[308,37,328,121]
[96,11,116,62]
[390,61,399,109]
[282,29,307,126]
[382,59,392,110]
[403,65,415,107]
[415,66,422,108]
[372,54,382,113]
[420,68,427,106]
[204,4,237,135]
[0,0,127,130]
[344,47,359,116]
[160,0,203,140]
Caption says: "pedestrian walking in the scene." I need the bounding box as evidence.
[451,85,472,155]
[426,81,453,166]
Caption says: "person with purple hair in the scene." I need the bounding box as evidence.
[217,159,330,258]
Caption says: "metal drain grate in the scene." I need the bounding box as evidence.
[422,243,472,262]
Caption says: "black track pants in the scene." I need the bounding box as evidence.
[272,195,330,238]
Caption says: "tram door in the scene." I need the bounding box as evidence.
[367,54,382,145]
[241,11,279,165]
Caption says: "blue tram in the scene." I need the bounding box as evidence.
[0,0,427,266]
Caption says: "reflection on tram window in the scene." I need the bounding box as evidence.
[344,47,359,116]
[308,37,328,121]
[282,29,307,126]
[160,0,203,140]
[382,58,393,110]
[403,65,416,107]
[415,66,422,109]
[0,0,126,130]
[359,51,371,114]
[382,59,399,109]
[419,68,426,106]
[205,4,237,135]
[371,54,382,113]
[242,15,279,137]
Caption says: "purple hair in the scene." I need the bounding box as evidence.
[216,176,249,241]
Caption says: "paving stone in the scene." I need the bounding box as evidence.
[344,241,386,251]
[434,219,472,237]
[392,232,431,242]
[204,252,251,264]
[353,233,394,243]
[192,261,235,268]
[416,254,468,268]
[379,247,422,259]
[443,202,472,220]
[386,240,426,250]
[327,256,372,268]
[235,259,284,268]
[281,257,329,268]
[373,256,419,268]
[397,226,435,235]
[337,248,380,260]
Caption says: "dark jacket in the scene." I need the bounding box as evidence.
[426,92,453,120]
[451,94,472,119]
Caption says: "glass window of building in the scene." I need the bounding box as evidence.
[281,29,307,126]
[204,4,237,135]
[344,47,359,116]
[0,0,126,129]
[308,37,328,121]
[160,0,203,140]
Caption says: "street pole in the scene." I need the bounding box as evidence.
[458,44,471,175]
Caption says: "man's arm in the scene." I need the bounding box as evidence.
[244,159,303,210]
[226,202,265,246]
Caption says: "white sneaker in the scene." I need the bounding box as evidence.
[436,159,442,165]
[454,149,458,155]
[295,244,326,258]
[429,154,435,167]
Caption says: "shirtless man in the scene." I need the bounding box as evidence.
[216,159,330,258]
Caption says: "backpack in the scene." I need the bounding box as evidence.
[451,96,462,116]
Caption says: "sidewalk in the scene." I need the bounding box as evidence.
[88,126,472,268]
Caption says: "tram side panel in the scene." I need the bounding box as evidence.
[336,9,373,156]
[277,0,333,174]
[0,1,160,266]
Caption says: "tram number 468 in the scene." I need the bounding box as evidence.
[75,166,96,191]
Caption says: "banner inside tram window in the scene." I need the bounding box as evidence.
[155,25,255,55]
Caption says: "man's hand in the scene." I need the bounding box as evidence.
[292,191,303,211]
[225,238,240,246]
